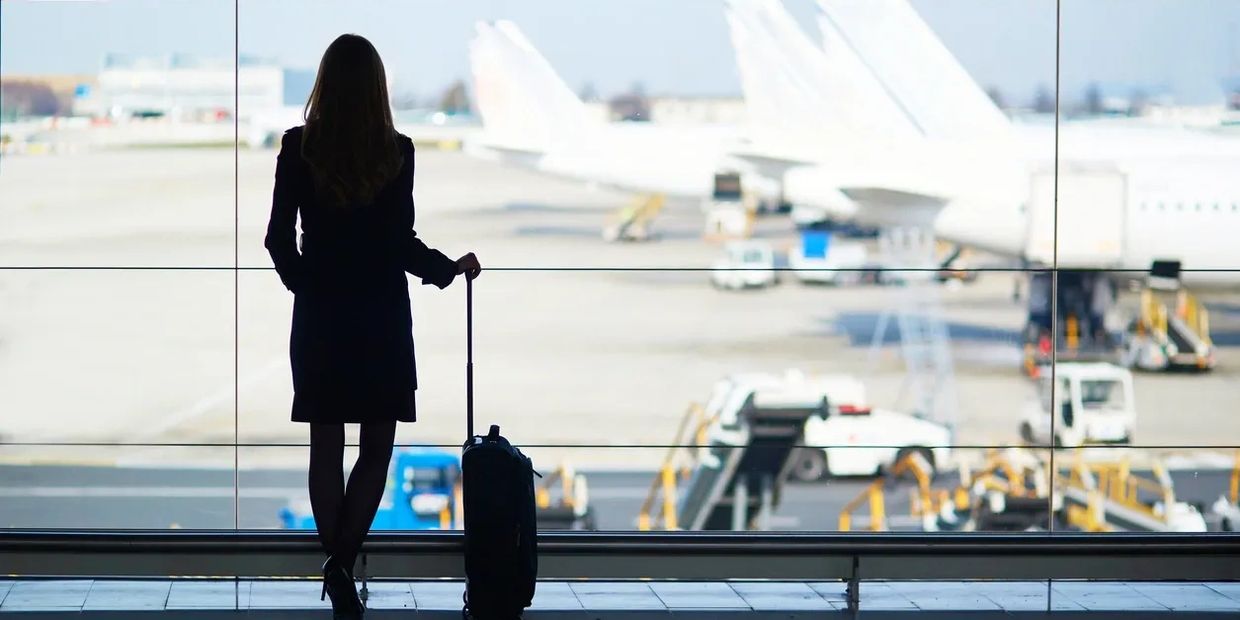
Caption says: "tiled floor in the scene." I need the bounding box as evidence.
[0,579,1238,616]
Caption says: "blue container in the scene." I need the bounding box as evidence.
[801,230,832,259]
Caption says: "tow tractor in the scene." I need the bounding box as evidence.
[1019,362,1136,447]
[280,448,594,531]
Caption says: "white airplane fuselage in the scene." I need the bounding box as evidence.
[772,120,1240,284]
[476,122,737,199]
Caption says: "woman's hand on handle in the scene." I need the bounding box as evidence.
[456,252,482,281]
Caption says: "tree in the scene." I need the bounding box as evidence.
[0,80,64,117]
[438,80,470,115]
[1084,82,1104,116]
[390,90,422,111]
[1128,88,1150,116]
[578,81,599,103]
[1032,84,1056,114]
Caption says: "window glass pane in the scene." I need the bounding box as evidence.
[0,0,236,268]
[0,445,236,529]
[1057,0,1240,452]
[0,270,235,445]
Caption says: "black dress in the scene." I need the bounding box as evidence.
[264,126,457,424]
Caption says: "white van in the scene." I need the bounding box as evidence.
[1020,363,1136,447]
[711,241,777,290]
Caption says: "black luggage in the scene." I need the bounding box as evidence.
[461,278,538,620]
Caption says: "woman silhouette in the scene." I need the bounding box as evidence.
[265,34,480,619]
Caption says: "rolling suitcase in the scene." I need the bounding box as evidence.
[461,277,538,620]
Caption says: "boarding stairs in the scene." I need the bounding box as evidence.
[1127,287,1214,371]
[603,193,665,242]
[638,397,815,531]
[869,226,959,434]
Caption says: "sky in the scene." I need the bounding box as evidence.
[2,0,1238,106]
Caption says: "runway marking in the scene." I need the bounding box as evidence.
[134,356,286,440]
[0,486,304,499]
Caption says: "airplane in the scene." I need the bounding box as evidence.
[468,20,738,201]
[725,0,1240,370]
[725,0,1240,286]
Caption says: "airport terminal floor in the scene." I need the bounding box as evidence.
[2,579,1240,618]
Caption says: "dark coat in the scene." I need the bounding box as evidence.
[265,126,457,424]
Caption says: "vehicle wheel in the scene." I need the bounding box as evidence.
[790,448,828,482]
[893,447,937,480]
[577,507,598,531]
[1019,422,1035,444]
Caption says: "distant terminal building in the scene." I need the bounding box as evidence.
[583,95,745,125]
[72,54,314,122]
[647,96,746,126]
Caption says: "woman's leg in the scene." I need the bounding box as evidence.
[333,420,397,573]
[308,423,346,557]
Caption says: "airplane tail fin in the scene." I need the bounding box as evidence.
[816,0,1011,141]
[469,20,592,153]
[725,0,919,146]
[724,0,828,141]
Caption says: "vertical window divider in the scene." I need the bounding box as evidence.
[1048,0,1063,612]
[233,0,241,533]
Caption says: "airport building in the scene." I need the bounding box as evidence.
[72,54,314,122]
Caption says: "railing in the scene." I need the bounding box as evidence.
[4,530,1239,612]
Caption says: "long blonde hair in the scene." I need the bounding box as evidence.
[301,34,403,207]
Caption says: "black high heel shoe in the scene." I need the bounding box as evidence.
[321,556,364,619]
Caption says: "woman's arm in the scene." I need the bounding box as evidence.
[400,148,459,289]
[264,131,305,293]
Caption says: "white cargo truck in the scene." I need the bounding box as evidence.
[1019,362,1136,447]
[788,230,868,285]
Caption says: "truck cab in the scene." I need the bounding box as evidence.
[702,171,753,239]
[1020,363,1136,447]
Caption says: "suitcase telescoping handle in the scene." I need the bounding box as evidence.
[466,274,474,440]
